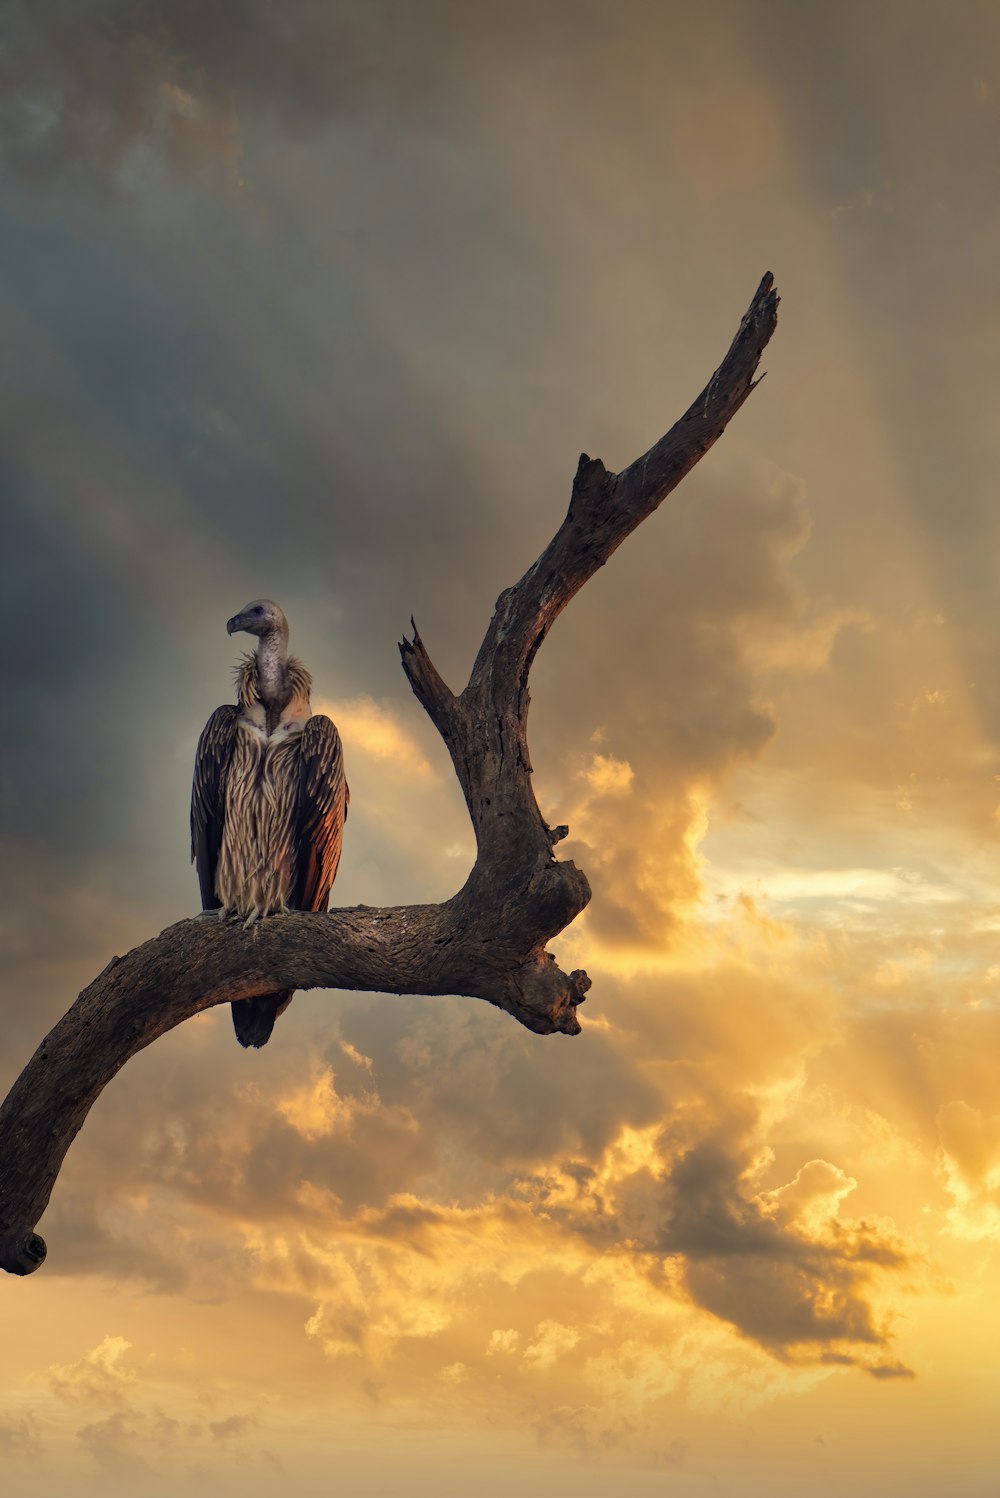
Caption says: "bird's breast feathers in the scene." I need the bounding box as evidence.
[237,690,312,744]
[216,714,312,916]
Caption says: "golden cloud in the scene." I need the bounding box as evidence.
[938,1100,1000,1240]
[46,1337,138,1409]
[315,695,437,780]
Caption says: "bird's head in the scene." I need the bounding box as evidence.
[226,599,288,639]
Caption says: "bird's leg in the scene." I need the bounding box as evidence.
[242,909,261,931]
[194,909,230,923]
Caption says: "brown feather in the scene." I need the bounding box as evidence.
[191,705,240,910]
[295,716,349,912]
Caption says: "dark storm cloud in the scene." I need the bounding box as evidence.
[0,0,414,189]
[0,495,153,861]
[338,994,665,1182]
[0,0,654,193]
[523,1117,911,1370]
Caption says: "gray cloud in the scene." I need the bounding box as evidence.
[0,0,420,190]
[523,1116,911,1370]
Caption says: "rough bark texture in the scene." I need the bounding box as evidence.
[0,273,779,1275]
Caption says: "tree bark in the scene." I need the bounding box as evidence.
[0,273,779,1275]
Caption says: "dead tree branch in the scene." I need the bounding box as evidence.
[0,273,779,1275]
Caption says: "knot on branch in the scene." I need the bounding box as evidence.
[503,953,591,1036]
[474,859,590,950]
[533,859,591,930]
[0,1228,47,1276]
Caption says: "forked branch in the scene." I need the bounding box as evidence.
[0,273,779,1275]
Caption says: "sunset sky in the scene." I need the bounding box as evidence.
[3,2,1000,1493]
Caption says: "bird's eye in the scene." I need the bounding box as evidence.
[253,606,263,615]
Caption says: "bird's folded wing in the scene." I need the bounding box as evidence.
[295,715,349,912]
[191,704,240,909]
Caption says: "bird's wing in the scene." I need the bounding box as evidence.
[191,704,240,910]
[294,715,349,912]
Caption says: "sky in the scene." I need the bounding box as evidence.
[2,0,1000,1493]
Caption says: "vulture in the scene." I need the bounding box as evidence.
[191,600,348,1048]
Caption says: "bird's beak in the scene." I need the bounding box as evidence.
[226,615,241,636]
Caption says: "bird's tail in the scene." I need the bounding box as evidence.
[231,990,294,1049]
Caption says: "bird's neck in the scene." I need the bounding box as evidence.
[255,629,289,706]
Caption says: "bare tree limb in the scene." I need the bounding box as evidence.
[0,273,779,1276]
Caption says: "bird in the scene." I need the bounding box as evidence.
[191,599,348,1048]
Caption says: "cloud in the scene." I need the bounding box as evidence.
[540,459,865,958]
[319,696,437,780]
[76,1411,150,1479]
[938,1100,1000,1239]
[0,1414,42,1458]
[761,1158,860,1232]
[0,0,398,191]
[864,1361,916,1381]
[522,1320,581,1370]
[31,1329,275,1484]
[47,1336,137,1408]
[274,1044,381,1141]
[209,1412,259,1441]
[486,1328,519,1357]
[516,1116,911,1372]
[72,1400,268,1480]
[298,1223,455,1364]
[579,754,635,798]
